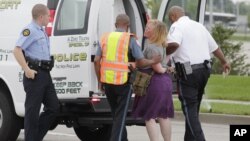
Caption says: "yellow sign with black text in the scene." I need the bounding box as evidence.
[0,0,21,10]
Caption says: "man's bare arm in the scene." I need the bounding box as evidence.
[213,48,231,72]
[166,42,179,55]
[94,56,101,82]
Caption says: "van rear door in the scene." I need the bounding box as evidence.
[157,0,207,26]
[50,0,100,99]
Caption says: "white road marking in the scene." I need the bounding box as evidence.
[20,130,76,137]
[47,132,76,137]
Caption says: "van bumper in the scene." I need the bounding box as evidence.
[57,97,144,126]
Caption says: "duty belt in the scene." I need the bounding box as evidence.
[174,60,211,80]
[192,60,211,71]
[191,63,206,70]
[26,57,54,71]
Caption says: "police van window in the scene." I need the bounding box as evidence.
[54,0,91,35]
[162,0,200,27]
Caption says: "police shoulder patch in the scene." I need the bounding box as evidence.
[23,29,30,36]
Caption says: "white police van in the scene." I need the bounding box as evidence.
[0,0,206,140]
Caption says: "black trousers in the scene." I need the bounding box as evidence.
[23,69,59,141]
[178,68,210,141]
[104,83,132,141]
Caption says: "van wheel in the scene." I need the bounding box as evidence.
[73,125,111,141]
[0,90,22,141]
[49,120,58,130]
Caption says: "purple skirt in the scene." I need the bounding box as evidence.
[132,68,174,120]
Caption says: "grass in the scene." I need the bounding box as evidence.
[205,75,250,101]
[231,34,250,42]
[173,75,250,115]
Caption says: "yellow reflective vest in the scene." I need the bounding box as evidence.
[100,32,132,85]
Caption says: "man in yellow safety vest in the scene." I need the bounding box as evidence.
[94,14,161,141]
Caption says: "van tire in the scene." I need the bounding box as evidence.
[0,90,22,141]
[49,120,58,130]
[73,125,111,141]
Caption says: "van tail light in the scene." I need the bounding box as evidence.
[90,97,101,105]
[45,10,55,36]
[91,97,101,102]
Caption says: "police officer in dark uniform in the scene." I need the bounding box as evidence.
[13,4,59,141]
[94,14,161,141]
[166,6,231,141]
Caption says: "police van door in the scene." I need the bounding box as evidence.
[157,0,206,27]
[50,0,100,98]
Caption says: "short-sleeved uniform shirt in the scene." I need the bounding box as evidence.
[143,39,167,69]
[16,21,51,61]
[95,29,144,60]
[167,16,218,65]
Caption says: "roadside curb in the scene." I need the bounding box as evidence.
[173,111,250,125]
[173,96,250,105]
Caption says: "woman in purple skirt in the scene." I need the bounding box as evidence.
[132,20,174,141]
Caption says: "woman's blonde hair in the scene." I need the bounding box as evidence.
[147,20,167,46]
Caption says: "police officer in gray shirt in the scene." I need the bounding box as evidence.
[13,4,59,141]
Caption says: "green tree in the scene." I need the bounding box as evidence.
[211,24,250,75]
[223,0,234,13]
[145,0,162,18]
[238,2,250,15]
[238,2,250,28]
[248,14,250,28]
[146,0,199,25]
[207,0,234,13]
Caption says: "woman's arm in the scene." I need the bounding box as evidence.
[152,63,166,74]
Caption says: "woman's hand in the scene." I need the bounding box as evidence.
[166,67,175,74]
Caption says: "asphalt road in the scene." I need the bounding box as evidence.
[17,120,229,141]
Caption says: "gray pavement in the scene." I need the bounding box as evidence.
[17,112,250,141]
[17,121,229,141]
[126,120,230,141]
[17,93,250,141]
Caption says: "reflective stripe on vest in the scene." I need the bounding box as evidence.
[100,32,131,85]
